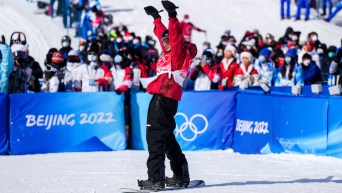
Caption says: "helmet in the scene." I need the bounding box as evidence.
[51,52,64,64]
[61,35,71,44]
[162,30,169,39]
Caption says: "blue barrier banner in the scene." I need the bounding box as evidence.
[131,91,237,151]
[271,95,328,155]
[10,93,126,155]
[326,98,342,157]
[0,94,8,154]
[130,91,152,150]
[234,94,273,154]
[234,93,328,155]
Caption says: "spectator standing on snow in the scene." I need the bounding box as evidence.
[295,0,311,21]
[179,14,206,43]
[325,0,342,22]
[280,0,291,20]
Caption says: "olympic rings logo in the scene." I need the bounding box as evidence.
[174,113,208,142]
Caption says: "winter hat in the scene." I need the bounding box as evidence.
[184,14,189,19]
[51,52,64,64]
[259,47,272,59]
[287,41,296,49]
[328,46,337,53]
[224,45,237,56]
[302,53,312,60]
[285,48,297,59]
[240,51,253,62]
[162,30,169,39]
[87,43,100,53]
[100,54,113,62]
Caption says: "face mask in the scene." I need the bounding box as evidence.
[133,39,139,45]
[291,35,298,41]
[147,40,155,46]
[328,52,335,58]
[202,45,209,51]
[79,45,85,51]
[311,35,318,41]
[184,19,189,23]
[104,18,109,24]
[110,37,115,42]
[217,52,223,57]
[317,48,324,54]
[98,32,104,37]
[87,54,97,62]
[285,56,292,64]
[62,42,70,47]
[258,55,266,63]
[303,60,310,66]
[246,45,252,50]
[116,38,123,43]
[127,36,134,41]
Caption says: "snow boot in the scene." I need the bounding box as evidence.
[137,178,165,191]
[166,163,190,187]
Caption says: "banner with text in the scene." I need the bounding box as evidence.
[234,93,328,155]
[131,91,237,150]
[9,93,126,155]
[0,94,8,154]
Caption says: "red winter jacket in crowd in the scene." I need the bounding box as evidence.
[218,58,239,89]
[180,21,204,43]
[146,17,197,101]
[233,64,258,86]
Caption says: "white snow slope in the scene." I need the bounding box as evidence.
[1,1,342,193]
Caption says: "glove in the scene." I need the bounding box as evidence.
[161,0,178,18]
[115,90,122,95]
[144,6,163,20]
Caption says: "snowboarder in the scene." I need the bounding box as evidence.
[137,0,197,191]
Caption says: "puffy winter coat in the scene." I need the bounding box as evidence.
[146,18,197,101]
[0,44,14,93]
[218,58,239,89]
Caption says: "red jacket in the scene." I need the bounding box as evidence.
[147,18,197,101]
[219,58,239,89]
[180,21,204,42]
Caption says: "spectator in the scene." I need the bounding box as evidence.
[295,0,311,21]
[321,46,336,81]
[8,50,32,93]
[0,36,14,93]
[99,53,114,91]
[110,52,133,94]
[280,0,291,20]
[189,50,220,90]
[325,0,342,22]
[233,51,258,87]
[74,44,106,92]
[300,53,322,85]
[298,40,320,69]
[64,50,82,92]
[321,0,333,16]
[218,45,239,89]
[328,47,342,85]
[179,14,206,43]
[41,64,60,92]
[254,47,276,86]
[59,35,73,60]
[275,48,303,86]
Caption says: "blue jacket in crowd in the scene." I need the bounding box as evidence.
[0,44,14,93]
[302,61,322,85]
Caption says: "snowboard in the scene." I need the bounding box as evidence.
[119,180,205,193]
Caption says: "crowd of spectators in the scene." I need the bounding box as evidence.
[1,0,342,95]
